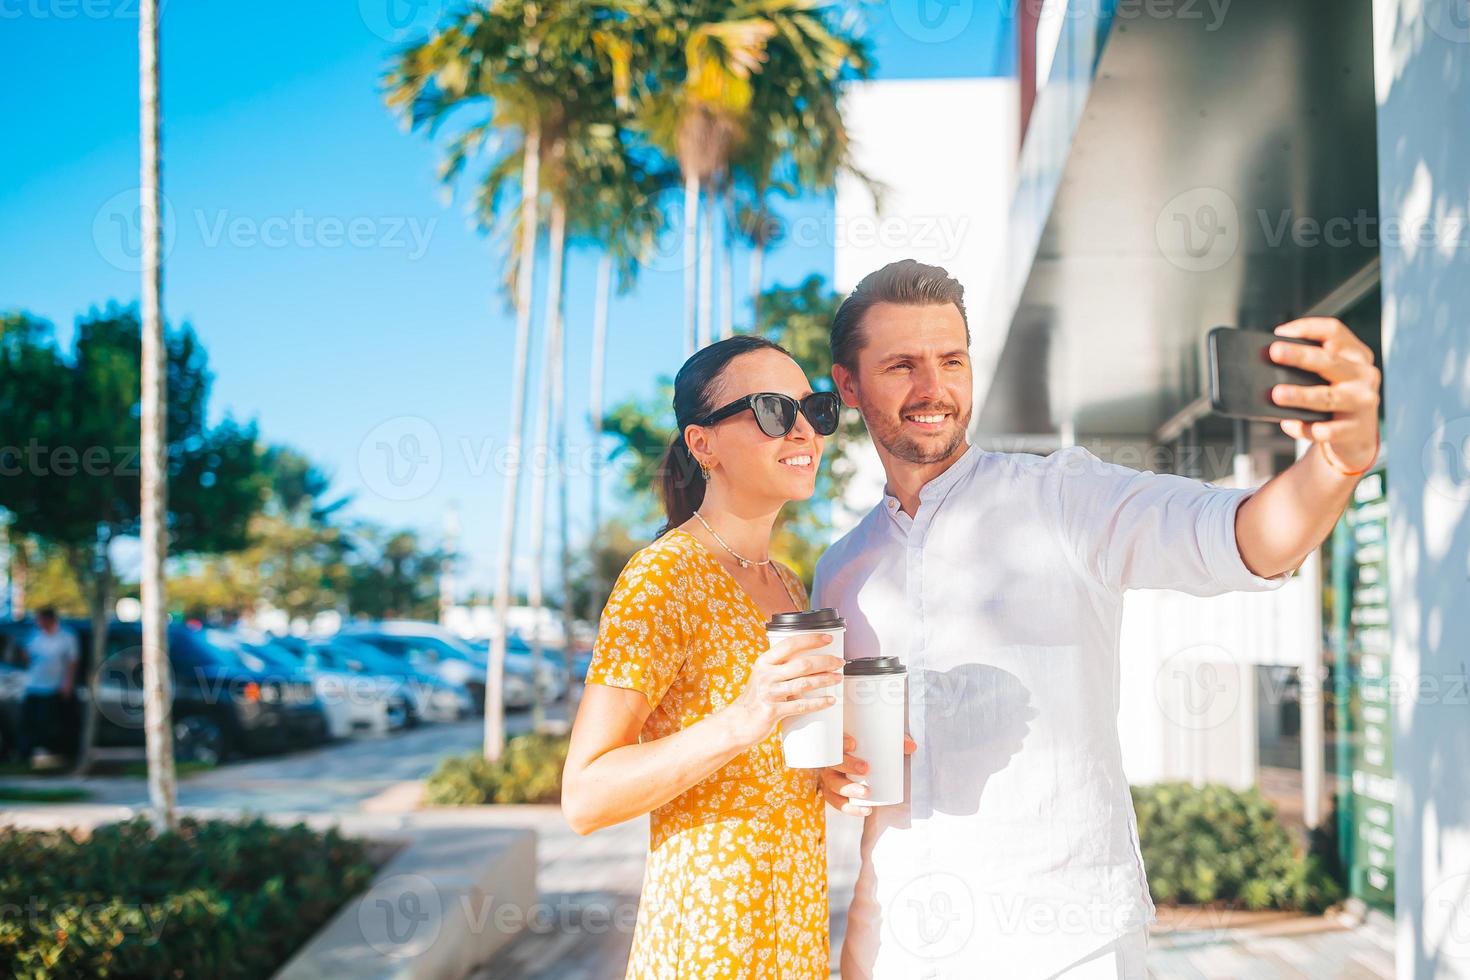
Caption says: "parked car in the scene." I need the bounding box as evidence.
[214,630,405,738]
[468,635,570,702]
[285,635,471,725]
[0,619,327,765]
[337,622,503,710]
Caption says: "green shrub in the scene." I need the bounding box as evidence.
[0,815,376,979]
[1132,782,1343,914]
[423,734,569,806]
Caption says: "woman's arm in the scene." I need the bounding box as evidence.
[561,632,842,835]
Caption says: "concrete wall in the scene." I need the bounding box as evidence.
[1374,0,1470,975]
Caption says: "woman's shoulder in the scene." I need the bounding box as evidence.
[615,530,700,586]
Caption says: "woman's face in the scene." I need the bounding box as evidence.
[685,348,825,504]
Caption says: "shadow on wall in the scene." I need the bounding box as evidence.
[1376,1,1470,975]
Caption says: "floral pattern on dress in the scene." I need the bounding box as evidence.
[586,528,827,979]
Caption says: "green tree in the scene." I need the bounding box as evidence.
[0,307,268,785]
[344,526,444,621]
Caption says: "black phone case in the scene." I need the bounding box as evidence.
[1207,326,1332,424]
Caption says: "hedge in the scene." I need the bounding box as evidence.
[0,815,376,979]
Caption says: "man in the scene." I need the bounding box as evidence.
[813,260,1380,979]
[17,607,79,767]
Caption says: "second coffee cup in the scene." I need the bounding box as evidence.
[842,656,907,806]
[767,608,846,768]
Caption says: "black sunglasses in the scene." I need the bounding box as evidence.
[694,391,841,438]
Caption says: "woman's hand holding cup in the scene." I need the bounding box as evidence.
[724,632,844,748]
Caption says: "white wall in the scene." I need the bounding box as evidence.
[1374,1,1470,975]
[831,77,1018,533]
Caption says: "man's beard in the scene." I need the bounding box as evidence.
[864,400,971,465]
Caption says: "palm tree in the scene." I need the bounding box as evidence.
[138,0,177,832]
[611,0,871,351]
[388,1,575,760]
[391,1,646,752]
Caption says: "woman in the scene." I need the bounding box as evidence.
[562,335,849,978]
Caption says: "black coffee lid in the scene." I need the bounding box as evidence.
[766,607,845,631]
[844,656,906,675]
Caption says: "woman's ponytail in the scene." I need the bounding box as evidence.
[657,431,706,536]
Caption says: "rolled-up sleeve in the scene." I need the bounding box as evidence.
[1049,446,1293,596]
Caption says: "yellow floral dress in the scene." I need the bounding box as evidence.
[586,527,828,979]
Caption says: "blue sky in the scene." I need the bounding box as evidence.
[0,1,1012,597]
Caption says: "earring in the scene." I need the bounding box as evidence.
[698,459,712,479]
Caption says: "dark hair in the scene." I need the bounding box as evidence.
[830,259,969,370]
[658,335,791,536]
[37,606,57,623]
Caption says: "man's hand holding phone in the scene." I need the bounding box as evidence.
[1266,317,1381,474]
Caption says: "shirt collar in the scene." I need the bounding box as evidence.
[881,442,984,515]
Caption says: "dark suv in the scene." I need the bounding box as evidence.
[0,619,328,765]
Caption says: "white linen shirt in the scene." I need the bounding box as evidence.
[813,444,1290,980]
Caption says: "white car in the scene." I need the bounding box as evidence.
[212,630,401,739]
[339,621,505,709]
[304,637,471,724]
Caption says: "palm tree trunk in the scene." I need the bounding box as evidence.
[553,242,575,726]
[748,241,765,331]
[526,200,566,733]
[487,123,542,762]
[139,0,176,833]
[682,171,698,358]
[698,183,713,349]
[719,184,734,340]
[583,252,612,711]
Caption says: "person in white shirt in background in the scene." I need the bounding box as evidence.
[813,260,1381,980]
[17,606,79,767]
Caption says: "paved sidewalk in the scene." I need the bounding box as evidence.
[468,808,1393,980]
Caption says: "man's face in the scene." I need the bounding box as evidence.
[833,302,973,464]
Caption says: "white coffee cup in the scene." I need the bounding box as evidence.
[842,656,907,806]
[767,608,846,768]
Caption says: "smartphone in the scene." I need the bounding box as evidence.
[1207,326,1331,423]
